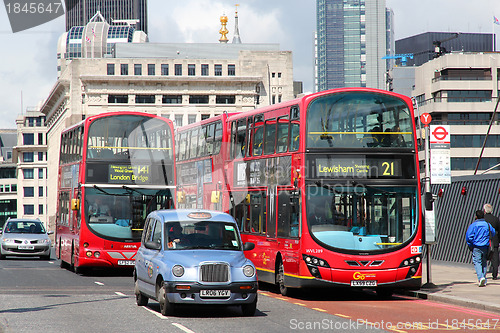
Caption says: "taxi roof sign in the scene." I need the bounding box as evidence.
[187,212,212,219]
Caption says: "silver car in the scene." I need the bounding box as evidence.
[134,209,258,316]
[0,219,53,260]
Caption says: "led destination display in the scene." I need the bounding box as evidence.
[311,157,403,178]
[109,164,151,184]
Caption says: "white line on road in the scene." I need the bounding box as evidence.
[115,292,126,296]
[172,322,195,333]
[142,306,168,319]
[94,281,104,286]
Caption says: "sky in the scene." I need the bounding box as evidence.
[0,0,499,129]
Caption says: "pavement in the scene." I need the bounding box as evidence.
[401,260,500,314]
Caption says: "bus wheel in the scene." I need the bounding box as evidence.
[135,279,148,306]
[277,261,293,296]
[157,282,174,316]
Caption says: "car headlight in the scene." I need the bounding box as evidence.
[2,239,15,244]
[172,265,184,277]
[243,264,255,277]
[37,239,50,244]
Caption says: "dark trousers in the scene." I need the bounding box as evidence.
[492,246,499,279]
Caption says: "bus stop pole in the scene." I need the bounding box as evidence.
[423,124,436,288]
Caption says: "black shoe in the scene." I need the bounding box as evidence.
[493,277,498,280]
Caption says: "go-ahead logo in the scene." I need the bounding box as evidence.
[352,272,376,280]
[3,1,81,33]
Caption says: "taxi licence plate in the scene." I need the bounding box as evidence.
[200,290,230,298]
[117,260,135,266]
[18,245,34,250]
[351,280,377,287]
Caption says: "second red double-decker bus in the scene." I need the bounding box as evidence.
[177,88,422,296]
[56,112,176,273]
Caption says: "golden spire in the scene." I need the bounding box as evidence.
[219,13,229,43]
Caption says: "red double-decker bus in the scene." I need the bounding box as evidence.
[176,88,422,296]
[56,112,176,273]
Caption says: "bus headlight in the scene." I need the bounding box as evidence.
[243,265,255,277]
[172,265,184,277]
[302,254,330,268]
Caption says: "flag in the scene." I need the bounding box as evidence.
[494,16,500,25]
[86,36,91,43]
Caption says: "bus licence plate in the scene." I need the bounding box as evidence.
[18,245,34,250]
[351,280,377,287]
[200,290,230,298]
[117,260,135,266]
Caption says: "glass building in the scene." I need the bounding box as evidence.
[316,0,392,91]
[65,0,148,34]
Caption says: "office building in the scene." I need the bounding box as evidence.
[315,0,393,91]
[12,110,48,227]
[65,0,148,33]
[413,52,500,176]
[395,32,494,67]
[0,130,17,227]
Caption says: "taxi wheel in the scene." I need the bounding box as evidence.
[158,282,174,316]
[241,294,257,316]
[135,279,148,306]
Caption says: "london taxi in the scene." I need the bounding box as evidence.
[133,209,258,316]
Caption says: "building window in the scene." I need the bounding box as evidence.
[162,95,182,104]
[175,115,183,127]
[175,64,182,76]
[272,72,276,78]
[24,205,34,215]
[23,169,34,179]
[278,72,282,78]
[120,64,128,75]
[135,95,155,104]
[201,64,209,76]
[107,64,115,75]
[23,133,34,145]
[11,184,16,192]
[24,187,34,197]
[189,95,209,104]
[214,64,222,76]
[4,184,9,192]
[228,64,235,76]
[38,152,44,161]
[39,186,43,197]
[23,152,34,162]
[38,133,43,145]
[134,64,142,75]
[201,114,210,120]
[38,168,44,179]
[216,95,235,104]
[0,185,3,192]
[108,95,128,103]
[188,115,197,124]
[148,64,155,75]
[161,64,169,75]
[39,204,44,215]
[278,95,282,103]
[188,64,195,76]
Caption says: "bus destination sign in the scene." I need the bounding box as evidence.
[312,157,402,178]
[109,164,151,184]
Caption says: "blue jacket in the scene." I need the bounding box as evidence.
[466,219,496,248]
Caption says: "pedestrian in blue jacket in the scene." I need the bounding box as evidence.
[466,210,496,287]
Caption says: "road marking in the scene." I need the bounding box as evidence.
[294,302,306,306]
[334,313,351,318]
[276,297,287,301]
[312,308,327,312]
[115,292,126,296]
[258,292,270,296]
[94,281,104,286]
[142,306,168,319]
[172,322,195,333]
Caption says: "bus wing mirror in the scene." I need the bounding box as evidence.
[243,242,255,251]
[71,199,80,211]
